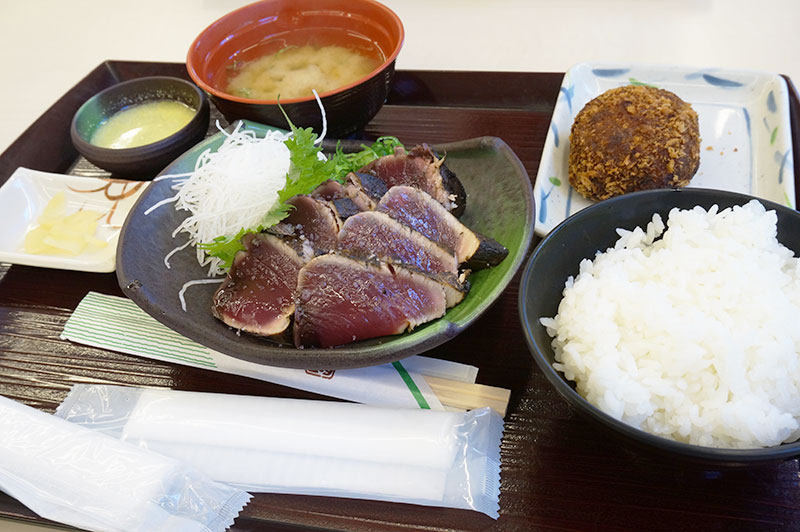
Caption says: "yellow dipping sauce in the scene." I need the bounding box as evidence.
[91,100,196,149]
[227,45,380,100]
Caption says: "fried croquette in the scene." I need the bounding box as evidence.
[568,85,701,201]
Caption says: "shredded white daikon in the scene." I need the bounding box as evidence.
[147,92,329,311]
[179,278,225,312]
[148,121,292,276]
[312,89,326,145]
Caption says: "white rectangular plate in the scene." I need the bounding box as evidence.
[0,168,149,272]
[534,63,795,236]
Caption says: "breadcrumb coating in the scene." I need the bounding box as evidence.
[568,85,701,201]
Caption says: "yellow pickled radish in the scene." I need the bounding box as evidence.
[24,192,107,256]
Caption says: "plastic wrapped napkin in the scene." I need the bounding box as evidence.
[56,384,503,518]
[0,394,250,532]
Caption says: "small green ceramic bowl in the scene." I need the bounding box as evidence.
[70,76,210,176]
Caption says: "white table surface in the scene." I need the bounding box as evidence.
[1,0,799,530]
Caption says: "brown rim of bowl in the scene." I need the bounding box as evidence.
[186,0,404,106]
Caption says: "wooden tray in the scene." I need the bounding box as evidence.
[1,61,800,532]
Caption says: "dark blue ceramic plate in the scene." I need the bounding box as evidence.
[117,121,534,369]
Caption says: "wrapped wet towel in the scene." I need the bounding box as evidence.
[0,394,250,532]
[57,384,503,518]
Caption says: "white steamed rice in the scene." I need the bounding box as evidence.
[540,200,800,449]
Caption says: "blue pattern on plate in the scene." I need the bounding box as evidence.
[539,177,563,223]
[702,73,743,88]
[686,70,744,88]
[767,91,777,113]
[550,122,560,148]
[744,108,751,138]
[778,149,791,184]
[592,68,630,78]
[565,185,574,219]
[559,85,575,114]
[539,187,549,223]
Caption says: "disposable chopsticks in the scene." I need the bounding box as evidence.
[424,376,510,417]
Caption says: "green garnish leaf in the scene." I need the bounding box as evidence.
[258,202,293,229]
[202,110,404,271]
[275,45,298,56]
[198,229,248,269]
[329,136,403,180]
[628,77,657,88]
[278,108,339,203]
[199,202,295,271]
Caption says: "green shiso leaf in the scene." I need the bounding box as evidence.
[197,229,247,270]
[278,111,340,203]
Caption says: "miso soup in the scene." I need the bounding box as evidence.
[226,44,382,101]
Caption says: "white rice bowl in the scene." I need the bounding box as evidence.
[540,200,800,449]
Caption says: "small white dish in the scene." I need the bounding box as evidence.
[534,63,796,236]
[0,167,148,272]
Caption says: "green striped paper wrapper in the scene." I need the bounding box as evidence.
[61,292,450,409]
